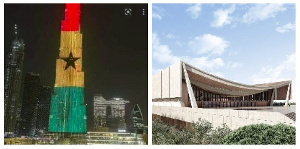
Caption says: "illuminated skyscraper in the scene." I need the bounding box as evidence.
[4,24,25,136]
[49,4,86,133]
[130,104,144,134]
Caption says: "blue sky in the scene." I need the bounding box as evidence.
[152,3,295,98]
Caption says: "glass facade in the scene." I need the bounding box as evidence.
[4,24,25,136]
[190,83,272,108]
[130,104,144,134]
[36,86,51,135]
[18,73,41,136]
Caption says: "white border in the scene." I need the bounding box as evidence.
[1,0,299,149]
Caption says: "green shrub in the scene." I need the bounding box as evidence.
[202,123,231,144]
[152,119,193,144]
[189,118,212,144]
[152,119,231,145]
[221,123,296,145]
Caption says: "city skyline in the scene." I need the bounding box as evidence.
[4,4,148,129]
[152,3,295,101]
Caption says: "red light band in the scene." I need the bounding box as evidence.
[61,4,80,31]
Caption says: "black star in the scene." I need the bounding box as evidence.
[61,52,80,70]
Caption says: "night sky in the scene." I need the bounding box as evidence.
[4,4,148,130]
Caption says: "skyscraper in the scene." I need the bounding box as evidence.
[130,104,144,134]
[49,4,86,133]
[36,86,51,135]
[18,73,41,137]
[4,24,25,136]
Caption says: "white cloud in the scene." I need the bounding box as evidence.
[188,34,229,55]
[152,33,180,64]
[153,13,162,20]
[153,6,164,20]
[211,5,235,28]
[166,33,176,39]
[185,57,224,70]
[153,33,225,70]
[186,4,201,19]
[243,4,286,23]
[275,22,295,33]
[226,62,242,69]
[251,53,295,84]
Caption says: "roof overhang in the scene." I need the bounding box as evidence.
[183,61,291,96]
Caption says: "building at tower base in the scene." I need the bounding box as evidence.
[93,94,129,132]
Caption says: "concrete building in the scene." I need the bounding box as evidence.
[93,94,129,130]
[4,24,25,136]
[152,61,294,130]
[153,61,291,108]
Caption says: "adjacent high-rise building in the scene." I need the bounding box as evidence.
[18,73,41,137]
[4,24,25,136]
[49,4,86,133]
[130,104,144,134]
[18,73,51,137]
[36,86,51,135]
[94,94,129,130]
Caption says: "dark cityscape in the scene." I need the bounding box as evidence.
[4,4,148,144]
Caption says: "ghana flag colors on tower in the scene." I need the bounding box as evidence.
[49,4,86,133]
